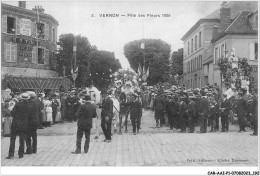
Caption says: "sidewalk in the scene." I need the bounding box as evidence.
[1,110,258,166]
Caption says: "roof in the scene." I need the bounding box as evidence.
[181,19,219,41]
[2,3,59,25]
[205,1,258,19]
[211,11,258,43]
[181,1,258,41]
[203,56,213,65]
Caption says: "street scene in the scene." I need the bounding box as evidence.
[1,0,258,172]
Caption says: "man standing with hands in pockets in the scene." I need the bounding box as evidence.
[72,94,97,154]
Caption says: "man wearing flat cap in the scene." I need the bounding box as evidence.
[72,94,97,154]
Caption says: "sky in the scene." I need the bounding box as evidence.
[3,1,222,69]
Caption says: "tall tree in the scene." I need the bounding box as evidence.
[170,48,183,76]
[55,34,121,89]
[124,39,171,85]
[89,50,121,90]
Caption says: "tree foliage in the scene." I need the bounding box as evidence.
[170,48,183,76]
[55,34,121,90]
[123,39,171,85]
[89,50,121,90]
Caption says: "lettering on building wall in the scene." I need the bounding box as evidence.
[17,44,33,64]
[11,37,38,46]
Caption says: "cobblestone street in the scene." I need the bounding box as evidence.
[1,110,258,166]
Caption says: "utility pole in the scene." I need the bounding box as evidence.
[72,38,77,88]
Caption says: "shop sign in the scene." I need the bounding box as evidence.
[11,37,38,46]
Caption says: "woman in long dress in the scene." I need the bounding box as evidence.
[55,95,62,123]
[45,98,53,127]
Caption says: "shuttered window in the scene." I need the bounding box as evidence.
[4,42,17,62]
[32,21,37,38]
[16,17,20,35]
[2,15,7,33]
[32,47,37,63]
[44,49,49,65]
[45,23,49,40]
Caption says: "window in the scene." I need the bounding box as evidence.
[188,61,190,73]
[52,27,55,43]
[195,35,197,50]
[191,39,193,52]
[38,48,45,64]
[214,47,218,64]
[199,32,201,47]
[191,60,193,72]
[7,17,15,34]
[200,55,202,68]
[4,42,17,62]
[37,22,45,39]
[188,42,190,55]
[255,43,258,60]
[221,44,225,58]
[191,79,193,89]
[195,57,197,70]
[188,80,190,89]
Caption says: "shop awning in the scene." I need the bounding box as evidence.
[3,75,72,90]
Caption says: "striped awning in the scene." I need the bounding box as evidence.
[3,75,72,90]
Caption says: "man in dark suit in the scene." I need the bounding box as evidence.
[250,89,258,136]
[25,91,40,154]
[51,94,59,124]
[72,95,97,154]
[153,91,166,128]
[236,88,248,132]
[37,93,44,129]
[166,94,179,130]
[128,93,142,135]
[179,96,188,132]
[6,92,30,159]
[197,90,210,133]
[100,90,113,142]
[220,94,231,132]
[188,95,196,133]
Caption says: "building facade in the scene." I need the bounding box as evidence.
[181,1,258,90]
[212,9,258,90]
[181,19,219,89]
[1,2,71,93]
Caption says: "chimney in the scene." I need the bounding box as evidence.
[219,6,231,32]
[18,1,26,8]
[212,25,219,39]
[32,6,45,13]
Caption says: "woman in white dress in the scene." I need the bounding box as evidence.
[45,98,53,127]
[55,95,62,123]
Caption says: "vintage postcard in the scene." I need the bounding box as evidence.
[1,0,259,175]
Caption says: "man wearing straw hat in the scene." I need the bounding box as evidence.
[6,92,30,159]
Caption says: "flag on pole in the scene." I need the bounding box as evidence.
[138,63,142,76]
[146,67,149,78]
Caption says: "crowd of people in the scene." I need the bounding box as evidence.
[1,81,258,157]
[139,84,258,136]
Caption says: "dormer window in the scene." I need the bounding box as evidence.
[7,17,15,34]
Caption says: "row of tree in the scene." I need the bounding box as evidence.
[52,34,183,89]
[52,34,121,90]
